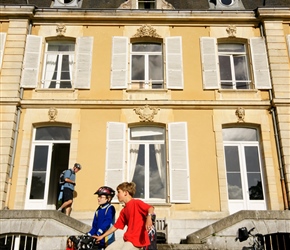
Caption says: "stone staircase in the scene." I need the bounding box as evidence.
[1,210,289,249]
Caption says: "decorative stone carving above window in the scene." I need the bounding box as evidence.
[209,0,245,10]
[56,24,66,36]
[119,0,174,10]
[48,107,58,122]
[226,25,236,38]
[133,25,161,38]
[134,105,160,122]
[235,107,245,123]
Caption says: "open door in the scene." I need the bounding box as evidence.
[25,127,70,210]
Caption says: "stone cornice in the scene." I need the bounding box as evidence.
[257,8,290,20]
[19,99,271,110]
[0,6,260,24]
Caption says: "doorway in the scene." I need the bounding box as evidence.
[25,126,71,209]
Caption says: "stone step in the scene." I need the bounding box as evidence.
[157,244,206,250]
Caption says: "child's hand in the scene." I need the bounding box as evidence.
[145,216,153,231]
[94,235,102,243]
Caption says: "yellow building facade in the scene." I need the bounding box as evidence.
[0,0,289,247]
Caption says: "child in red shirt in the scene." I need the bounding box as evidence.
[95,182,154,250]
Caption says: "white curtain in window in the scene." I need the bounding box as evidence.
[69,54,74,81]
[154,144,164,185]
[44,54,58,88]
[129,144,140,181]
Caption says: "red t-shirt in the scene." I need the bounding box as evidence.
[114,199,151,247]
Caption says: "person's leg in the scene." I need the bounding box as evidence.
[58,188,73,215]
[105,238,124,250]
[65,201,73,216]
[122,241,141,250]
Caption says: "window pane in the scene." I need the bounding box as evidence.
[225,146,240,172]
[130,127,165,140]
[218,43,245,53]
[149,55,163,80]
[227,173,243,199]
[48,43,74,51]
[60,54,72,88]
[132,144,145,199]
[132,43,161,52]
[248,173,264,200]
[35,127,71,140]
[245,146,260,172]
[132,55,145,80]
[223,128,258,141]
[219,55,232,80]
[30,146,48,199]
[149,144,166,199]
[234,56,248,80]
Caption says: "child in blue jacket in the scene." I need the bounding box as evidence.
[87,186,116,249]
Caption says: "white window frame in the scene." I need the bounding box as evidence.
[41,41,75,89]
[200,37,271,90]
[223,127,267,214]
[130,42,163,89]
[110,36,183,90]
[128,126,166,202]
[218,43,251,89]
[105,122,190,204]
[21,35,93,89]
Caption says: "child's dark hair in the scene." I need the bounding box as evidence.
[117,182,136,197]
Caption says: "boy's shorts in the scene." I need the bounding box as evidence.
[63,187,73,202]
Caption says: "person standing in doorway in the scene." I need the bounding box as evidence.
[95,182,154,250]
[58,163,81,216]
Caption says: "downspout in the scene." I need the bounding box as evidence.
[4,21,32,209]
[259,23,289,210]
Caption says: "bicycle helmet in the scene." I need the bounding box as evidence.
[94,186,115,198]
[74,163,82,170]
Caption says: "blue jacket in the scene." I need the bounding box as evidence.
[88,203,115,248]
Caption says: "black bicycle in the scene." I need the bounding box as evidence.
[235,227,265,250]
[69,234,99,250]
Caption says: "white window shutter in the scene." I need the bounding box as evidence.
[168,122,190,203]
[0,32,7,69]
[110,36,128,89]
[200,37,219,89]
[20,35,42,88]
[74,36,93,89]
[166,37,184,89]
[286,35,290,58]
[105,122,126,201]
[249,37,272,89]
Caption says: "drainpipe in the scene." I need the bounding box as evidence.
[259,23,289,210]
[4,20,32,209]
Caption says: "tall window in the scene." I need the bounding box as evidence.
[129,127,166,201]
[138,0,155,9]
[42,41,75,89]
[218,43,251,89]
[130,43,163,89]
[223,127,266,213]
